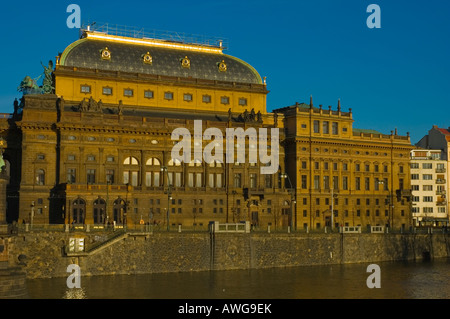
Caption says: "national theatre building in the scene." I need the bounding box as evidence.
[0,25,414,231]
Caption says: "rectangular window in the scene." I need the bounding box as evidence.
[144,90,154,99]
[87,169,96,184]
[202,95,211,103]
[332,122,338,135]
[422,163,433,169]
[238,98,247,106]
[67,169,76,184]
[234,173,242,188]
[196,173,202,187]
[265,175,272,188]
[80,85,91,94]
[102,87,113,95]
[183,93,193,102]
[333,176,339,190]
[355,177,361,190]
[423,185,433,191]
[153,172,160,187]
[342,176,348,190]
[313,120,320,133]
[146,172,152,187]
[423,174,433,180]
[411,185,419,191]
[216,174,223,187]
[124,89,134,97]
[410,163,419,169]
[164,92,174,100]
[411,174,419,180]
[301,175,307,189]
[423,196,433,202]
[221,96,230,105]
[323,121,329,134]
[106,169,114,184]
[323,176,330,190]
[250,173,257,188]
[355,163,360,171]
[314,175,320,189]
[365,177,370,191]
[188,173,194,187]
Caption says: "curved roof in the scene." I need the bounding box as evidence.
[59,37,262,84]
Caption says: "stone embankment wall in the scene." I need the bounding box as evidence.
[7,231,450,279]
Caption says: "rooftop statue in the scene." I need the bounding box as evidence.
[17,76,41,95]
[41,60,55,94]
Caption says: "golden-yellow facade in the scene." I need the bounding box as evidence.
[277,100,414,230]
[1,28,414,231]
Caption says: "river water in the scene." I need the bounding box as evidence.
[26,258,450,299]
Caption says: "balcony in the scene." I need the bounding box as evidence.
[436,201,446,206]
[436,190,446,195]
[436,179,446,184]
[436,168,446,173]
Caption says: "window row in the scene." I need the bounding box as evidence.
[301,175,394,191]
[411,174,446,181]
[64,169,276,188]
[412,207,446,213]
[303,161,395,173]
[312,120,340,135]
[80,85,248,106]
[410,163,445,170]
[300,197,391,207]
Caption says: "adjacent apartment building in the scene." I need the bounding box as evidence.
[410,149,448,227]
[416,125,450,226]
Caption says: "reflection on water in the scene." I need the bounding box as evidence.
[62,287,87,299]
[27,258,450,299]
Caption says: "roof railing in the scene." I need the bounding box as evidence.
[81,22,228,50]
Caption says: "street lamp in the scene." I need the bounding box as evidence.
[161,166,172,231]
[281,173,296,230]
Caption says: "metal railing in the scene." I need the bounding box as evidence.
[81,22,228,49]
[10,223,450,235]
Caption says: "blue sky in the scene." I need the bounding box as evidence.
[0,0,449,143]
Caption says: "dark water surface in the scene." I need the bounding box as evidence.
[26,258,450,299]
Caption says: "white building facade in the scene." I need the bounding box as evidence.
[410,149,448,227]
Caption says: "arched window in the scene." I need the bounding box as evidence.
[145,157,161,187]
[113,198,126,224]
[72,198,86,224]
[93,198,106,224]
[123,156,139,186]
[168,158,181,166]
[124,157,139,165]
